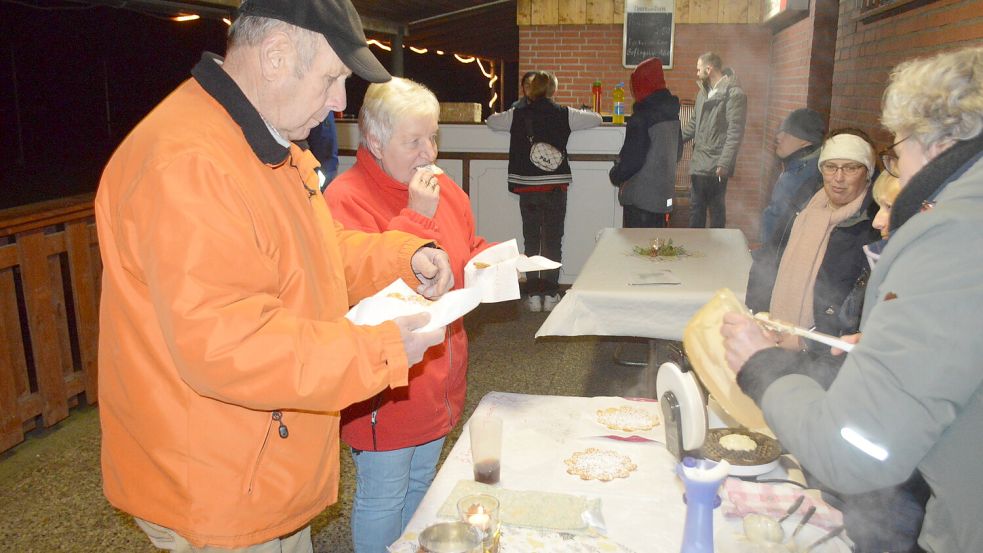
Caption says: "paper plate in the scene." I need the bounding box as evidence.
[682,288,773,437]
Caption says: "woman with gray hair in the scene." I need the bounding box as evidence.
[722,46,983,553]
[324,77,492,553]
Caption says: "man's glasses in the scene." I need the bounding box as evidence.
[879,136,908,178]
[819,162,867,177]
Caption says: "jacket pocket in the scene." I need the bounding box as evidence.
[246,415,276,495]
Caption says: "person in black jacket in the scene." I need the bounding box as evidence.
[485,71,601,312]
[609,57,682,228]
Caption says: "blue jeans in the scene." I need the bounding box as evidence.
[350,437,446,553]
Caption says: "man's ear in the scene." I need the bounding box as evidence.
[259,31,294,82]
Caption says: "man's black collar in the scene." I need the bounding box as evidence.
[191,52,289,166]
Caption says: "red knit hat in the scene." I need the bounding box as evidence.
[630,57,667,102]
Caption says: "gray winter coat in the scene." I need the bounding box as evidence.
[681,71,747,176]
[739,147,983,553]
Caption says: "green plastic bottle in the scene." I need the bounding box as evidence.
[612,82,625,124]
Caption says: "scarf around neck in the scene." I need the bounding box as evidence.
[769,185,869,348]
[890,132,983,231]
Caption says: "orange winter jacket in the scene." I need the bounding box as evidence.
[95,53,430,548]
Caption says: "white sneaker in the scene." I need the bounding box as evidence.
[543,294,561,312]
[525,295,542,312]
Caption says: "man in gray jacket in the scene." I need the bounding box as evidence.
[682,52,747,228]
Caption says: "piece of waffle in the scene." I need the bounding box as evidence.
[564,448,637,482]
[700,428,781,466]
[596,406,660,432]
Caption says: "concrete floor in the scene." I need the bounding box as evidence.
[0,300,664,552]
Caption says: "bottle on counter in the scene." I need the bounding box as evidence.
[591,80,603,113]
[612,82,625,125]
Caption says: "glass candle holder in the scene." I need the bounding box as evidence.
[457,494,500,553]
[418,521,482,553]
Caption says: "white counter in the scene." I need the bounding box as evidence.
[336,121,627,284]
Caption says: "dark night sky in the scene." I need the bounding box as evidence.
[0,1,514,210]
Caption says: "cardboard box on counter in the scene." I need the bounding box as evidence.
[439,102,482,123]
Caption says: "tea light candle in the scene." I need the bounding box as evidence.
[467,511,490,531]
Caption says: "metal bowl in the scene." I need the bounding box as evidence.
[418,521,483,553]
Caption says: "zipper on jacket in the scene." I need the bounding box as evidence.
[272,410,289,439]
[443,342,454,431]
[369,393,384,451]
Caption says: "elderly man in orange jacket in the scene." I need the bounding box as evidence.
[95,1,452,551]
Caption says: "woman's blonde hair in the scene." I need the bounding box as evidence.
[524,71,556,101]
[881,47,983,148]
[359,77,440,148]
[871,171,900,207]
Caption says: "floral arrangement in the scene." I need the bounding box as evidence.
[631,238,690,259]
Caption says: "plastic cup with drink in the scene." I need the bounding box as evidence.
[468,415,502,485]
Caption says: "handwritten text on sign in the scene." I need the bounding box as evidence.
[623,0,675,68]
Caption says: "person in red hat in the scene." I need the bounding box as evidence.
[609,57,683,227]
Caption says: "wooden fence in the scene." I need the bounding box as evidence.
[0,194,100,453]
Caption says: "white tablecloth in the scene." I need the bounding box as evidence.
[400,392,694,553]
[536,228,752,340]
[396,392,850,553]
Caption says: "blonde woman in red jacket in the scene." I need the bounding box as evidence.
[324,77,493,553]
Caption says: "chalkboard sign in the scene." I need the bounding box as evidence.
[623,0,675,69]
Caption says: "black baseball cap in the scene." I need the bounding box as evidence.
[237,0,391,83]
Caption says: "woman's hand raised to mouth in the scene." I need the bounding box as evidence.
[408,165,441,218]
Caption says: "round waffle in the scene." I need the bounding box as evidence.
[596,406,660,432]
[564,448,637,482]
[700,428,781,467]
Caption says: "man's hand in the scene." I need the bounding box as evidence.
[715,166,727,179]
[832,333,861,356]
[411,246,453,299]
[720,312,778,373]
[393,312,445,365]
[408,167,440,219]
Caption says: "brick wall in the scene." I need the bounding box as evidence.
[831,0,983,146]
[759,0,839,232]
[519,24,772,238]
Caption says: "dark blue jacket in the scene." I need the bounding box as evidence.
[759,145,822,243]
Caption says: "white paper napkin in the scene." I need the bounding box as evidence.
[345,280,482,333]
[347,240,560,331]
[465,239,561,303]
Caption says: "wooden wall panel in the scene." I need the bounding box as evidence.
[719,0,749,23]
[517,0,532,25]
[66,222,99,402]
[747,0,763,23]
[676,0,691,24]
[586,0,616,23]
[612,0,625,22]
[17,231,69,426]
[559,0,587,23]
[531,0,560,24]
[692,0,719,23]
[0,269,24,451]
[47,251,74,379]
